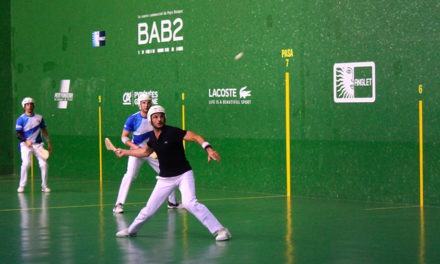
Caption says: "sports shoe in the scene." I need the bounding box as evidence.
[113,203,124,214]
[167,201,183,209]
[215,228,231,241]
[41,186,51,193]
[116,228,136,237]
[17,186,25,193]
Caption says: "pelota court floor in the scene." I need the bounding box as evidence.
[0,175,439,264]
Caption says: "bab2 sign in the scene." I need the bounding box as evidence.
[138,18,183,45]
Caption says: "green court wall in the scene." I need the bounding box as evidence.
[8,1,440,205]
[0,0,13,175]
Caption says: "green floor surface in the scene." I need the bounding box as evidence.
[0,175,439,263]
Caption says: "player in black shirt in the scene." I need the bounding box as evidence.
[114,105,231,241]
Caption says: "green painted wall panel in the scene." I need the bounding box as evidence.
[9,0,440,205]
[0,0,13,175]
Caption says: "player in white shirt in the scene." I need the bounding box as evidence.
[16,97,53,193]
[113,93,180,214]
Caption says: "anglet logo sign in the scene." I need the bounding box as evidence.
[334,62,375,103]
[122,91,159,106]
[137,9,184,55]
[208,86,252,105]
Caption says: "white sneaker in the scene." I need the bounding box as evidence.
[215,228,231,241]
[41,186,51,193]
[116,228,136,237]
[17,186,25,193]
[113,203,124,214]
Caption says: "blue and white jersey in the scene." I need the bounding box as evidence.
[15,113,46,144]
[123,112,154,147]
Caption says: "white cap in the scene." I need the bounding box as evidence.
[137,93,151,109]
[147,105,166,122]
[21,97,34,108]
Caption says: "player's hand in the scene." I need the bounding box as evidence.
[114,148,125,158]
[149,151,158,159]
[207,149,221,162]
[25,140,32,147]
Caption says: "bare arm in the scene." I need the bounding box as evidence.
[115,144,153,158]
[121,130,140,149]
[183,131,221,162]
[41,128,53,153]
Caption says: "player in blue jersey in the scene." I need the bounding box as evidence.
[113,93,180,214]
[16,97,53,193]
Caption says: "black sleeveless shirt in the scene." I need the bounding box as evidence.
[147,125,192,177]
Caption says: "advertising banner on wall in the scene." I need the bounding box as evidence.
[334,62,376,103]
[137,9,184,55]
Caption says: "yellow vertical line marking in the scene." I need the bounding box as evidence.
[31,153,34,188]
[182,93,186,149]
[181,92,188,254]
[419,100,423,207]
[99,96,103,191]
[286,198,293,263]
[98,95,104,252]
[285,72,291,197]
[182,211,188,259]
[31,154,34,197]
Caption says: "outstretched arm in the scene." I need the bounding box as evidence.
[183,131,221,162]
[115,144,153,158]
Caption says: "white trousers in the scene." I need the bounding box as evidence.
[19,142,48,187]
[115,155,177,205]
[128,170,223,235]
